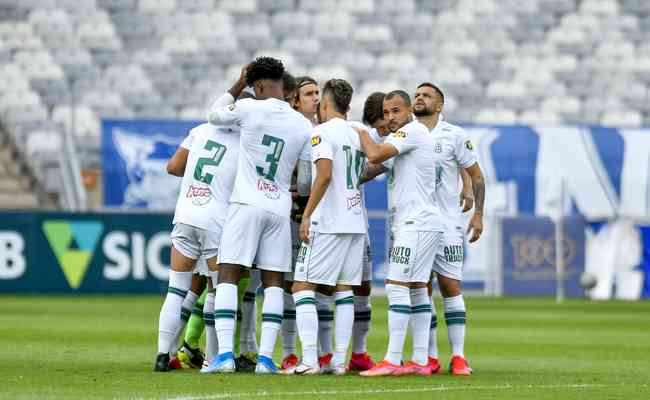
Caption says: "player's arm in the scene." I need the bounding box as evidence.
[206,65,249,125]
[354,127,398,164]
[459,168,474,212]
[166,147,188,176]
[464,163,485,243]
[360,162,388,184]
[296,160,311,196]
[299,158,331,244]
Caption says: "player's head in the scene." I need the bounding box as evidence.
[318,78,353,123]
[383,90,412,132]
[413,82,444,117]
[363,92,390,136]
[294,76,319,119]
[246,56,285,100]
[282,71,297,104]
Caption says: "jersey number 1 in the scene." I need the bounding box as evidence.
[343,145,366,189]
[256,134,285,181]
[194,139,227,185]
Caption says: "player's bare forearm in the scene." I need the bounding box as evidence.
[166,147,189,177]
[459,168,474,212]
[465,163,485,215]
[354,127,397,164]
[360,163,387,184]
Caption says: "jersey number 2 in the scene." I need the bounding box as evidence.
[194,140,227,184]
[256,134,285,181]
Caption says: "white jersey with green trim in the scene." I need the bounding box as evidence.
[207,97,312,218]
[309,118,366,234]
[384,120,443,232]
[173,123,240,231]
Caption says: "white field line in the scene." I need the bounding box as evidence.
[135,382,648,400]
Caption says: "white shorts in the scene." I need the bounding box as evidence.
[194,257,210,277]
[219,203,292,272]
[362,234,373,282]
[386,230,443,283]
[433,228,465,281]
[170,223,221,262]
[294,232,365,286]
[285,220,301,282]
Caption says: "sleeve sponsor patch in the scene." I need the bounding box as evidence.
[311,135,321,146]
[465,140,474,151]
[228,104,236,111]
[393,131,407,139]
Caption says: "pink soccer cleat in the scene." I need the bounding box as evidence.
[394,361,433,376]
[359,359,401,377]
[281,354,299,371]
[428,357,442,374]
[449,355,472,376]
[348,352,375,372]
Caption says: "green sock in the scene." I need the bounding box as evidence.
[184,289,208,349]
[234,277,251,356]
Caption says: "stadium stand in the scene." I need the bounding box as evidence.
[0,0,649,208]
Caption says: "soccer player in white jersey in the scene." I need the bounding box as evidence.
[153,91,242,372]
[413,82,485,375]
[354,90,444,377]
[202,57,313,374]
[284,79,365,375]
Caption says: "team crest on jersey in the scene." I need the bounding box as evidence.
[435,142,442,153]
[311,135,321,146]
[465,140,474,151]
[257,178,281,199]
[393,131,407,139]
[186,184,212,206]
[346,192,362,214]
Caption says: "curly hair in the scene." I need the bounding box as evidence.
[362,92,386,126]
[246,56,284,86]
[322,78,353,114]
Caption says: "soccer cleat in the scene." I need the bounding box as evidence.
[281,354,299,370]
[449,355,472,376]
[168,355,182,370]
[200,352,236,374]
[154,353,170,372]
[359,359,401,377]
[319,353,334,374]
[293,362,320,375]
[235,353,257,373]
[394,361,433,376]
[179,342,204,369]
[255,355,279,374]
[428,357,442,374]
[348,352,375,371]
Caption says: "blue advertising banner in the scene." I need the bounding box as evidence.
[0,212,172,294]
[501,216,586,297]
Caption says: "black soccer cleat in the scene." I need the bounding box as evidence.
[180,342,205,369]
[154,353,171,372]
[235,354,257,373]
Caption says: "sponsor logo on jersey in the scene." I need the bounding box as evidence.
[257,178,281,199]
[186,184,212,206]
[389,246,411,265]
[346,192,363,213]
[443,245,464,263]
[393,131,407,139]
[311,135,321,146]
[465,140,474,151]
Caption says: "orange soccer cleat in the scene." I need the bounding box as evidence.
[449,355,472,376]
[359,359,401,377]
[428,356,442,374]
[394,361,433,376]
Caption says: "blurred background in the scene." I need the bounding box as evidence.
[0,0,648,301]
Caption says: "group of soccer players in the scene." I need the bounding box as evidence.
[154,56,486,377]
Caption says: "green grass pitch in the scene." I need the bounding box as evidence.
[1,295,649,399]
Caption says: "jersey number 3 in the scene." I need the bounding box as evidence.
[256,134,285,181]
[194,139,227,185]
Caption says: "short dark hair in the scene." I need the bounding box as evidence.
[246,56,284,86]
[322,78,353,114]
[282,71,297,100]
[363,92,385,126]
[417,82,444,103]
[237,91,255,100]
[385,90,411,107]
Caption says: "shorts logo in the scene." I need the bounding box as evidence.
[346,192,362,214]
[389,246,411,265]
[296,245,308,265]
[393,131,407,139]
[465,140,474,151]
[43,220,104,289]
[311,135,321,146]
[257,178,280,200]
[444,245,464,263]
[186,184,212,206]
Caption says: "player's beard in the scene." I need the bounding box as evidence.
[413,105,433,117]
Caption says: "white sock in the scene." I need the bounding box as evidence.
[429,296,438,358]
[294,290,318,367]
[384,284,410,365]
[203,292,217,361]
[259,286,284,359]
[352,295,371,354]
[409,288,431,365]
[281,291,297,358]
[168,290,199,353]
[213,283,238,356]
[157,271,192,354]
[444,294,466,357]
[316,292,334,356]
[333,290,354,368]
[240,290,257,355]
